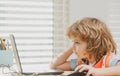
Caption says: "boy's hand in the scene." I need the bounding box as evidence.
[75,64,102,76]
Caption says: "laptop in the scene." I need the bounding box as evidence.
[10,34,63,76]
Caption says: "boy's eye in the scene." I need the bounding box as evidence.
[75,42,80,44]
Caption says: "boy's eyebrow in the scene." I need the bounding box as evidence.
[72,40,77,42]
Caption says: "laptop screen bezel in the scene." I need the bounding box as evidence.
[10,34,23,73]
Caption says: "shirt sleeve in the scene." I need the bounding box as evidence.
[110,55,120,67]
[70,59,77,70]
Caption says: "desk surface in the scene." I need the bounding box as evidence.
[0,68,73,76]
[0,72,73,76]
[0,65,73,76]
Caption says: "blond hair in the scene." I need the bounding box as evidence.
[67,17,116,61]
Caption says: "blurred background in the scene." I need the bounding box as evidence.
[0,0,120,66]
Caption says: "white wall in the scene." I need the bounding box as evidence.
[69,0,108,25]
[68,0,108,59]
[68,0,120,55]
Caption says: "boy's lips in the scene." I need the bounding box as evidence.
[77,56,88,61]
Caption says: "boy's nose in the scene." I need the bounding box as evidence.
[72,44,75,51]
[72,43,75,48]
[72,48,77,54]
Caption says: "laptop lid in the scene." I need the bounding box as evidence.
[10,34,23,74]
[10,34,63,75]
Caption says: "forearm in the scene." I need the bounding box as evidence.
[96,66,120,76]
[50,47,73,69]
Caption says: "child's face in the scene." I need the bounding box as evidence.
[72,37,88,60]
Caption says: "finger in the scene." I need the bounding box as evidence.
[78,67,87,73]
[75,65,84,71]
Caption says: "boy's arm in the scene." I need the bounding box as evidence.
[89,62,120,76]
[75,62,120,76]
[97,61,120,76]
[50,47,73,71]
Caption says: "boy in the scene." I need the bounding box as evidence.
[51,17,120,76]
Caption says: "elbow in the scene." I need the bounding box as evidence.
[50,62,58,69]
[50,62,62,70]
